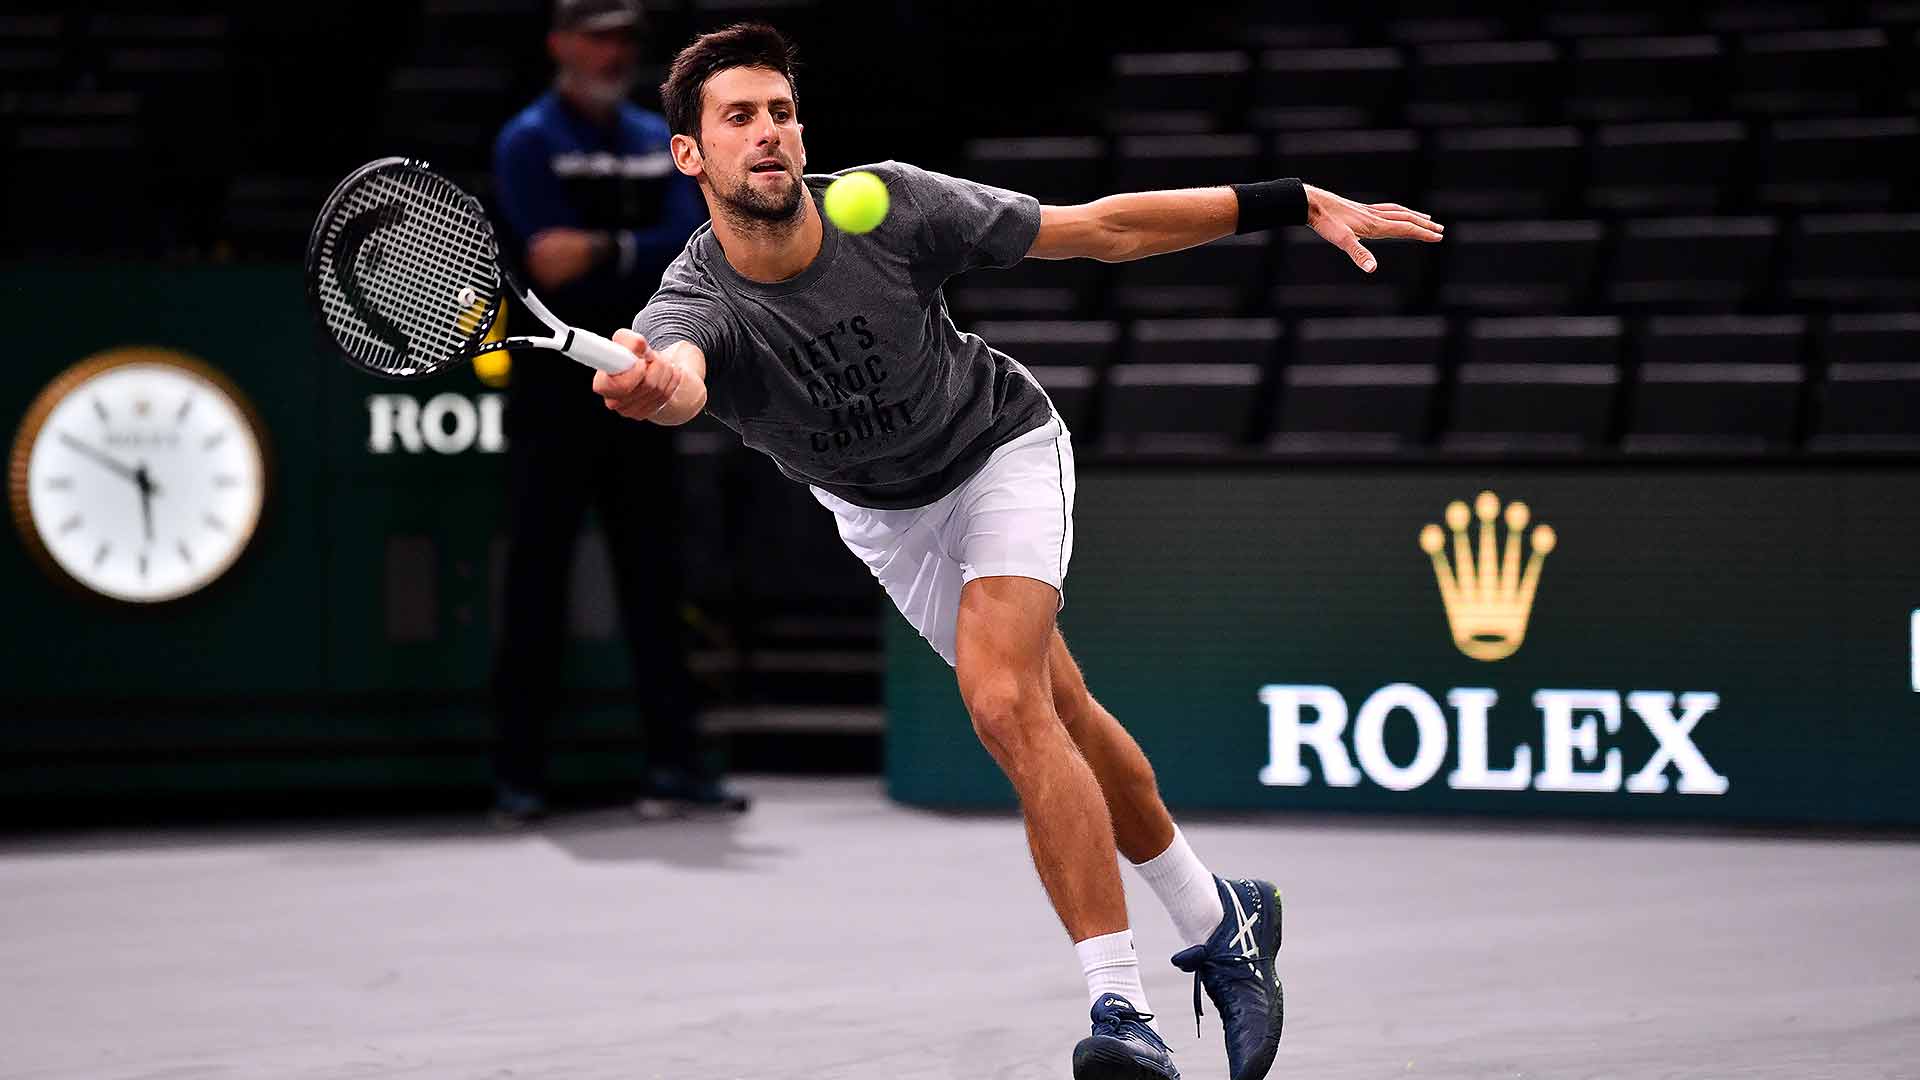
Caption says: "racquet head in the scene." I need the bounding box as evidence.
[305,157,507,379]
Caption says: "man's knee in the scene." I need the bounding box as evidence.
[965,676,1056,767]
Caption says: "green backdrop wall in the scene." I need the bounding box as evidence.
[887,467,1920,825]
[0,266,652,801]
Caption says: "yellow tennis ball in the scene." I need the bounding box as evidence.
[823,171,889,234]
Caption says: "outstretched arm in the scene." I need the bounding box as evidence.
[1027,182,1443,273]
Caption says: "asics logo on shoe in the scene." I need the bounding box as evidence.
[1225,885,1262,974]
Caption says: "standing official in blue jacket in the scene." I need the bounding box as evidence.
[489,0,739,824]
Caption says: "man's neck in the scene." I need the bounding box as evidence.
[710,193,825,284]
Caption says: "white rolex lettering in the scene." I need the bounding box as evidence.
[476,393,507,453]
[420,393,478,454]
[1534,690,1621,792]
[1257,684,1361,787]
[1624,691,1728,795]
[1445,687,1533,791]
[1353,683,1448,791]
[366,394,422,454]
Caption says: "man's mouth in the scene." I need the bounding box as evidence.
[750,159,785,174]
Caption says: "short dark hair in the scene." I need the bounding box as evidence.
[660,22,799,142]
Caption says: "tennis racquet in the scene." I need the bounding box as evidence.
[304,156,638,379]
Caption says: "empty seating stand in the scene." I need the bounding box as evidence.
[1569,34,1725,122]
[1786,213,1920,304]
[1588,121,1743,212]
[1812,313,1920,451]
[1103,320,1273,452]
[1440,220,1602,311]
[1113,232,1267,315]
[1252,47,1401,130]
[1608,216,1778,309]
[1760,116,1917,209]
[963,137,1105,204]
[1271,316,1446,453]
[1102,366,1266,453]
[1428,126,1580,217]
[1114,133,1261,192]
[1107,51,1247,133]
[967,320,1120,435]
[1446,316,1623,452]
[1626,315,1807,452]
[1407,40,1558,127]
[1274,129,1418,206]
[1735,28,1891,116]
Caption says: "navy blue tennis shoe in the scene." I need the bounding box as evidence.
[1170,876,1284,1080]
[1071,995,1180,1079]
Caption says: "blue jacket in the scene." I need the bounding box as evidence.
[492,90,707,339]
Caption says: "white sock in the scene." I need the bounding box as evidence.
[1130,826,1225,947]
[1076,928,1150,1013]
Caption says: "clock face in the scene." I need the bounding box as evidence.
[10,348,268,604]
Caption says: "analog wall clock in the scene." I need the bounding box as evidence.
[8,346,269,604]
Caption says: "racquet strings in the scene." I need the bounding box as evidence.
[314,167,502,377]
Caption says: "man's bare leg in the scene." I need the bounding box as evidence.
[1047,629,1285,1080]
[954,576,1126,940]
[1044,629,1176,864]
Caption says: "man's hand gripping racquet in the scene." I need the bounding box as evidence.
[304,157,640,379]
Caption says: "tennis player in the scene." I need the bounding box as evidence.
[595,23,1443,1080]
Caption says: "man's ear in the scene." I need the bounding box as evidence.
[670,132,703,178]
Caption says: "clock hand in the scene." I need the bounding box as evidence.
[58,432,142,486]
[136,461,156,542]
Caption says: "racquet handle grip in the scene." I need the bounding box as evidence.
[563,328,639,374]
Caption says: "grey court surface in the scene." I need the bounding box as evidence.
[2,778,1916,1080]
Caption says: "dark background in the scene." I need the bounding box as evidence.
[3,0,1916,823]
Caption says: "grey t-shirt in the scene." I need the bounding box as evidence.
[632,160,1053,509]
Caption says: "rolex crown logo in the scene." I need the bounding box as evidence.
[1418,491,1556,661]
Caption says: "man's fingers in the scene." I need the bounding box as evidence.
[1330,225,1376,272]
[1370,202,1433,220]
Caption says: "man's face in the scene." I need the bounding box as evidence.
[549,27,638,99]
[684,65,806,223]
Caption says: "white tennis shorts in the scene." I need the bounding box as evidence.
[810,415,1076,667]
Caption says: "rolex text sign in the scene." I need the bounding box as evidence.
[886,467,1920,825]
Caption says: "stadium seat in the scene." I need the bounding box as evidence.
[1785,213,1920,304]
[1812,313,1920,450]
[1108,51,1248,133]
[1465,315,1624,368]
[968,320,1120,369]
[1542,10,1673,39]
[1112,233,1267,315]
[1272,129,1418,207]
[962,137,1105,204]
[1735,28,1890,115]
[1131,317,1279,365]
[1759,117,1918,209]
[1439,220,1602,312]
[1026,365,1099,437]
[1252,47,1401,130]
[1102,364,1265,452]
[381,63,514,164]
[1386,16,1512,45]
[948,258,1102,318]
[1274,231,1441,313]
[1568,34,1724,121]
[1114,134,1261,192]
[1446,355,1620,453]
[1588,121,1743,212]
[1608,216,1778,309]
[1269,316,1447,452]
[1428,126,1580,217]
[1625,315,1807,452]
[1407,40,1559,127]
